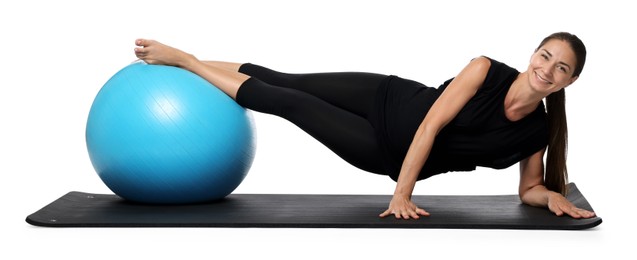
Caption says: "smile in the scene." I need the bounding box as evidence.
[535,71,553,85]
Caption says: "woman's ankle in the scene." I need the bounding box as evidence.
[176,53,198,69]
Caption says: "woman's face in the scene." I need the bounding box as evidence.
[527,39,579,94]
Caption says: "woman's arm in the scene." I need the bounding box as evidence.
[380,56,491,219]
[519,148,596,218]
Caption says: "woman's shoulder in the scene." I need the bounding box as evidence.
[473,56,520,93]
[476,56,519,80]
[472,55,492,64]
[477,56,518,73]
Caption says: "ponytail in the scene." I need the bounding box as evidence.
[545,89,568,195]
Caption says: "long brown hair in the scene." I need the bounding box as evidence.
[538,32,586,195]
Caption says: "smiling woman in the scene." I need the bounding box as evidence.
[131,32,594,220]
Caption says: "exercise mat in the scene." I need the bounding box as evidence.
[26,183,601,229]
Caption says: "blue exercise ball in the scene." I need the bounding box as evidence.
[86,61,256,204]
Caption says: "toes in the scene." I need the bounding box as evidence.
[133,39,162,60]
[135,38,155,47]
[134,48,148,60]
[134,39,150,58]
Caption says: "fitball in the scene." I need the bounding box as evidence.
[86,61,256,204]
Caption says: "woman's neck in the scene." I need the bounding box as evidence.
[505,72,545,121]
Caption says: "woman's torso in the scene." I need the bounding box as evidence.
[372,57,549,181]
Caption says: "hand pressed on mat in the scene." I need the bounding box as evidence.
[548,192,596,219]
[379,194,430,219]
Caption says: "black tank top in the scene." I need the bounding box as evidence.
[371,57,549,181]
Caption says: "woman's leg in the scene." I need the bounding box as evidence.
[134,39,386,174]
[199,61,385,119]
[237,78,385,174]
[203,60,243,72]
[238,64,385,119]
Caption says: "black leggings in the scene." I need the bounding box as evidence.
[236,63,387,175]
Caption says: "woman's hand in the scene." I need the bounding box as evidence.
[547,192,596,219]
[519,150,596,219]
[379,194,430,219]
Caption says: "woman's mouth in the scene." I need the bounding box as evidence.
[535,71,553,85]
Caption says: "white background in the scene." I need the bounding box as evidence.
[2,0,634,259]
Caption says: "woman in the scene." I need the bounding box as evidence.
[134,32,596,220]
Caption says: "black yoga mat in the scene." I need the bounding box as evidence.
[26,183,601,230]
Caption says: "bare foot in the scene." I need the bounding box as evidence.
[134,39,196,67]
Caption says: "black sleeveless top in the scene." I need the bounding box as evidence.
[371,57,549,181]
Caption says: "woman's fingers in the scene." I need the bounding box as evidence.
[379,209,392,218]
[549,195,596,219]
[379,205,430,219]
[416,207,431,217]
[561,206,596,219]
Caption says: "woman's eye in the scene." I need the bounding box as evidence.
[541,54,549,60]
[558,66,567,73]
